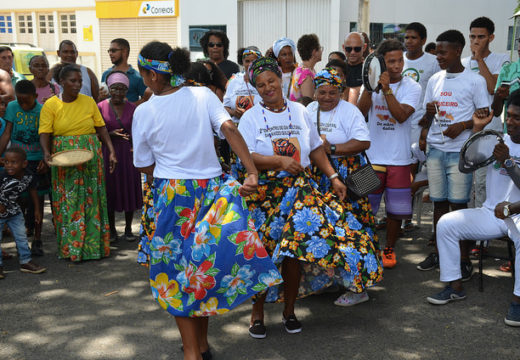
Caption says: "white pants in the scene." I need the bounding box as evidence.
[437,207,520,296]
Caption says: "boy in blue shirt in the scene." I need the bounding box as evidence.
[0,147,45,278]
[0,80,50,256]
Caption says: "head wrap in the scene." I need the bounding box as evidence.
[242,48,262,59]
[137,53,185,87]
[249,57,282,88]
[313,67,343,89]
[272,37,296,58]
[106,71,129,88]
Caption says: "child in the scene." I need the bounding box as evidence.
[0,80,50,256]
[0,147,46,279]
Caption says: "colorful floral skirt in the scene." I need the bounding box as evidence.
[149,175,282,317]
[310,154,383,292]
[51,134,110,261]
[138,175,155,266]
[240,168,383,301]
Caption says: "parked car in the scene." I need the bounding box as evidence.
[0,43,45,80]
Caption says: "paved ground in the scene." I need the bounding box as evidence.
[1,202,519,360]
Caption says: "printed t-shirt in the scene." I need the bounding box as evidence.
[423,69,490,152]
[223,73,260,124]
[483,134,520,211]
[307,99,369,158]
[462,52,510,131]
[403,52,441,144]
[102,65,147,103]
[365,76,421,165]
[132,86,229,180]
[39,94,105,136]
[4,101,43,161]
[289,65,315,102]
[0,169,36,218]
[238,101,322,168]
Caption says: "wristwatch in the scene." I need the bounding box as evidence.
[383,88,393,96]
[330,145,336,155]
[504,158,515,169]
[503,204,511,218]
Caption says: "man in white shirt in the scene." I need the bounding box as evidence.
[417,30,490,276]
[426,90,520,328]
[403,22,441,165]
[462,17,510,209]
[358,39,421,268]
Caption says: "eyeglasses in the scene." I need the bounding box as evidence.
[107,48,122,54]
[208,42,223,48]
[345,46,362,53]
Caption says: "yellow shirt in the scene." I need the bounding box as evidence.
[39,94,105,136]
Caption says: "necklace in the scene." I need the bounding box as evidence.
[261,101,287,113]
[261,103,293,139]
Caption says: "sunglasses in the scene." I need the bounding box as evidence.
[345,46,362,53]
[208,42,223,48]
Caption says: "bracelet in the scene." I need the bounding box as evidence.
[461,122,466,130]
[383,88,393,96]
[328,173,339,181]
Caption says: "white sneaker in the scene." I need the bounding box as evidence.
[334,291,369,307]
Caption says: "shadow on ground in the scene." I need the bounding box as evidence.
[0,204,519,359]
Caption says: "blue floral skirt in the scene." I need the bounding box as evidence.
[237,168,383,302]
[148,175,282,317]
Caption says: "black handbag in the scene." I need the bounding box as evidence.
[316,108,381,200]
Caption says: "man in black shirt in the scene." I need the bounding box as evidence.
[200,30,239,79]
[343,32,367,104]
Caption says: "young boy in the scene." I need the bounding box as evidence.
[417,30,490,275]
[0,147,46,279]
[0,80,50,256]
[357,39,422,268]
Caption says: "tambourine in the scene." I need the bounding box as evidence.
[459,129,504,173]
[362,53,386,92]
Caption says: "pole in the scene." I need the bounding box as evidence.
[358,0,369,34]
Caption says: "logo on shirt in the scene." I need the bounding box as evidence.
[402,68,420,82]
[376,113,396,124]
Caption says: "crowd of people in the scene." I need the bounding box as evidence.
[0,15,519,360]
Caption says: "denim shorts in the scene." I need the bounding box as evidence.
[426,147,473,203]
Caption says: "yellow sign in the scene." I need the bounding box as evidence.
[96,0,178,19]
[83,25,93,41]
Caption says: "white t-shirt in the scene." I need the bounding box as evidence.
[365,76,421,165]
[238,101,323,168]
[403,52,441,144]
[483,134,520,210]
[307,99,370,158]
[462,52,510,132]
[282,72,292,97]
[223,72,260,124]
[132,86,229,179]
[424,69,490,152]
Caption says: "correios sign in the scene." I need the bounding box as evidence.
[140,1,176,17]
[95,0,178,19]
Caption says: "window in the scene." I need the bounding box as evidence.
[0,15,13,34]
[18,14,33,34]
[39,14,54,34]
[60,13,76,34]
[350,22,408,49]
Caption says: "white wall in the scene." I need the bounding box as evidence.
[339,0,517,57]
[179,0,239,62]
[1,0,96,10]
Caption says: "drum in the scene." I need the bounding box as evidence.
[362,53,386,92]
[459,129,504,173]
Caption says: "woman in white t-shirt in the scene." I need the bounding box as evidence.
[237,57,383,339]
[272,37,297,98]
[132,42,282,360]
[307,68,383,307]
[223,47,262,124]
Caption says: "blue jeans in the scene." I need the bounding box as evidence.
[0,213,32,266]
[426,147,473,203]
